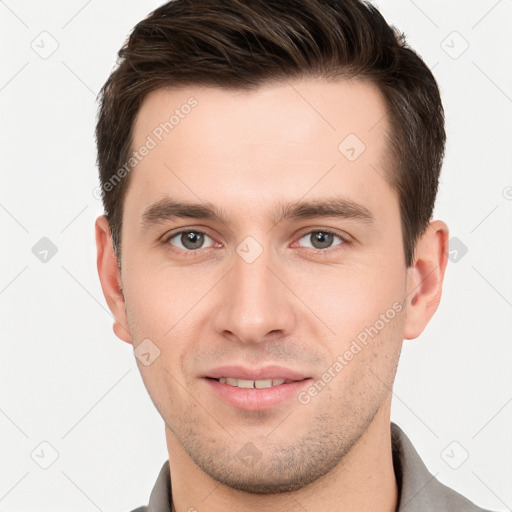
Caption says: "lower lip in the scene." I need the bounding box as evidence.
[203,378,312,411]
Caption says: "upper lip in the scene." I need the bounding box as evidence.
[204,365,310,381]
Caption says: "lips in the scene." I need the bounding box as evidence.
[202,365,312,411]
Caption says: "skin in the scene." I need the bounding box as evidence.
[96,77,449,512]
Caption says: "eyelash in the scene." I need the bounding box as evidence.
[162,228,350,257]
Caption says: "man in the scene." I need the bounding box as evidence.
[94,0,494,511]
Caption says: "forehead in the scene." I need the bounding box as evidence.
[133,77,389,153]
[125,77,395,229]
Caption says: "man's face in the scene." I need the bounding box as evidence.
[118,78,409,492]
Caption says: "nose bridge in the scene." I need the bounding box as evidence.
[213,239,294,343]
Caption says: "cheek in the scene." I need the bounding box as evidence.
[121,251,202,336]
[292,258,406,342]
[122,258,210,381]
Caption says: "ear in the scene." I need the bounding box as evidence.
[95,215,132,344]
[403,220,449,340]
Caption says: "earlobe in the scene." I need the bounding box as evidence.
[403,220,449,340]
[95,215,133,344]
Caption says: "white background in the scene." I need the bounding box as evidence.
[0,0,511,510]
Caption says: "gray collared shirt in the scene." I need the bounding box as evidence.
[131,423,494,512]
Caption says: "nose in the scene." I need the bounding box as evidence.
[212,243,297,345]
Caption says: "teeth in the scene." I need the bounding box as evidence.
[236,378,254,389]
[255,379,273,389]
[218,378,287,388]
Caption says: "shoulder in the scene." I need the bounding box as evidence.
[391,423,497,512]
[127,459,172,512]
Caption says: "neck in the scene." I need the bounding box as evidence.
[167,399,398,512]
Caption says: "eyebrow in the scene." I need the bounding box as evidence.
[140,196,374,230]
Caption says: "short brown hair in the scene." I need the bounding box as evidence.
[95,0,445,267]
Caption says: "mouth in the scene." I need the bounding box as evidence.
[202,366,312,411]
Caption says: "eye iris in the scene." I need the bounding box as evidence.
[182,231,204,250]
[312,231,333,249]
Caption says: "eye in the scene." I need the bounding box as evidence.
[296,229,346,252]
[165,230,216,252]
[163,228,348,256]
